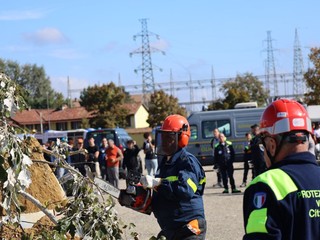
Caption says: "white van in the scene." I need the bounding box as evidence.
[186,107,265,166]
[66,129,91,143]
[34,130,68,144]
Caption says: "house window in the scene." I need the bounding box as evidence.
[43,123,49,131]
[56,122,67,131]
[35,124,42,133]
[126,116,132,128]
[71,121,81,129]
[26,124,33,131]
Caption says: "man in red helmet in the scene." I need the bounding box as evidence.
[140,114,207,240]
[243,99,320,239]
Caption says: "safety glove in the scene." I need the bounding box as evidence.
[140,175,161,189]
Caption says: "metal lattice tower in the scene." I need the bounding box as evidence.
[265,31,278,97]
[130,18,164,104]
[293,28,305,96]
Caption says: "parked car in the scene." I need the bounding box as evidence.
[84,128,140,179]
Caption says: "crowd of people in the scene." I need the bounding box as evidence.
[43,131,160,190]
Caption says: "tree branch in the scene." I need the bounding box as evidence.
[18,190,58,225]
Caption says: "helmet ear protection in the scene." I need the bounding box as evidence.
[179,123,190,148]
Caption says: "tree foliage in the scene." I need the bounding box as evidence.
[304,47,320,105]
[80,82,130,128]
[207,98,226,110]
[0,73,138,239]
[0,58,65,109]
[207,72,269,110]
[147,90,187,127]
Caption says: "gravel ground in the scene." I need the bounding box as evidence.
[115,163,247,240]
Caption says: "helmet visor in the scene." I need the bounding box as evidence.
[155,130,179,156]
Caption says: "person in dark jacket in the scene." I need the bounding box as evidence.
[214,133,241,194]
[240,132,254,187]
[140,114,207,240]
[123,140,141,175]
[98,137,108,180]
[210,128,223,188]
[243,99,320,240]
[143,132,158,176]
[250,124,267,177]
[85,136,100,177]
[70,137,86,176]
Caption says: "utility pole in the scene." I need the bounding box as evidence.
[46,91,51,130]
[130,18,165,105]
[293,28,305,96]
[40,112,43,134]
[265,31,278,97]
[67,76,72,107]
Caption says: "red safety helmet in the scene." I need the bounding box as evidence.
[260,99,312,136]
[161,114,191,148]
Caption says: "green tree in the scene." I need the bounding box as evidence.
[0,58,66,109]
[80,82,130,128]
[147,90,187,127]
[208,72,269,110]
[207,98,227,110]
[304,47,320,105]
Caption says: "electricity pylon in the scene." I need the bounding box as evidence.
[130,18,165,104]
[293,28,305,96]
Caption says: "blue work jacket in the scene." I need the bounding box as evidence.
[152,148,206,234]
[243,152,320,240]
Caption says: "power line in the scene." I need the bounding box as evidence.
[130,18,165,104]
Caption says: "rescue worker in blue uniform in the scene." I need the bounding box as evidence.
[250,124,267,177]
[214,133,241,194]
[240,132,254,187]
[210,128,223,187]
[140,114,207,240]
[243,99,320,240]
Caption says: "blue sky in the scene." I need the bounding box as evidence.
[1,1,319,106]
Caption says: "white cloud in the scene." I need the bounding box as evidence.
[0,9,46,21]
[23,27,68,45]
[150,39,169,51]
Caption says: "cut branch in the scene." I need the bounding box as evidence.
[18,190,58,225]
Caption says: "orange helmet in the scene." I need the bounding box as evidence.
[161,114,191,148]
[156,115,190,156]
[260,99,312,136]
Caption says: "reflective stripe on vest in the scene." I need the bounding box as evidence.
[246,208,267,234]
[248,168,298,201]
[165,176,206,193]
[245,168,298,233]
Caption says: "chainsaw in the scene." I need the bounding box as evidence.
[61,166,152,215]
